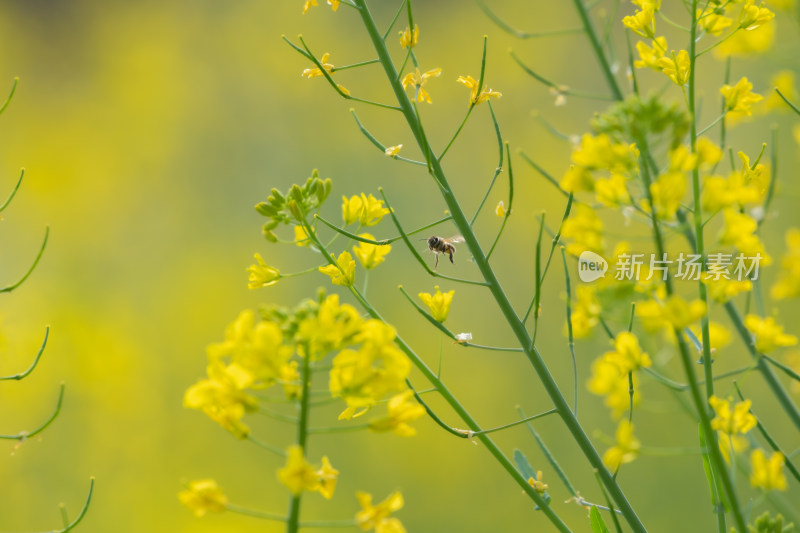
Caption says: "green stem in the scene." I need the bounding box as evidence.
[286,347,312,533]
[0,326,48,381]
[0,226,49,293]
[355,2,643,530]
[570,0,623,100]
[0,168,24,213]
[0,383,65,440]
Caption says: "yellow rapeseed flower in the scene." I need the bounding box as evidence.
[302,0,318,14]
[278,445,320,495]
[587,357,640,418]
[659,50,690,85]
[744,315,798,353]
[561,204,605,255]
[384,144,403,157]
[178,479,228,517]
[750,449,787,491]
[709,395,757,435]
[353,234,391,270]
[719,208,771,265]
[302,52,335,78]
[739,0,774,30]
[399,25,419,48]
[317,456,339,500]
[528,471,548,494]
[771,228,800,299]
[184,363,258,438]
[342,193,391,226]
[595,174,630,207]
[294,225,311,247]
[649,170,685,219]
[368,389,426,437]
[401,67,442,104]
[702,276,752,303]
[721,77,763,115]
[634,36,668,70]
[623,6,656,38]
[356,491,406,533]
[495,200,507,217]
[456,74,502,105]
[604,332,652,373]
[319,251,356,287]
[418,286,454,322]
[696,137,723,169]
[603,420,641,470]
[247,253,281,289]
[570,285,601,338]
[636,295,706,332]
[697,8,733,36]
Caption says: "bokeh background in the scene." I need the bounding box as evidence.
[0,1,798,531]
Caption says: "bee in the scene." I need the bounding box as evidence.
[425,235,465,269]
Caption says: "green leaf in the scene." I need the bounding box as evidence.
[590,506,611,533]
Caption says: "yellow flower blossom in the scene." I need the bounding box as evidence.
[317,456,339,500]
[356,491,406,533]
[603,420,641,470]
[353,234,391,270]
[247,253,281,289]
[604,332,652,373]
[561,165,594,193]
[330,320,411,417]
[570,133,640,174]
[718,431,751,463]
[328,0,340,11]
[296,294,364,359]
[570,285,601,338]
[764,70,798,111]
[721,77,763,115]
[696,137,723,169]
[178,479,228,517]
[418,286,454,322]
[587,357,640,418]
[495,200,507,217]
[399,25,419,48]
[319,251,356,287]
[184,363,258,439]
[687,321,731,353]
[697,8,733,36]
[278,445,321,496]
[751,449,787,491]
[709,396,757,435]
[649,171,685,219]
[401,67,441,103]
[659,50,690,85]
[714,20,774,57]
[595,174,630,206]
[528,471,549,494]
[636,295,706,332]
[562,204,605,255]
[302,0,318,14]
[702,276,752,303]
[739,0,774,30]
[744,315,798,353]
[294,225,311,247]
[384,144,402,157]
[719,208,770,265]
[341,194,391,226]
[456,75,502,105]
[623,6,656,38]
[302,52,335,78]
[634,36,668,70]
[771,228,800,299]
[368,389,426,436]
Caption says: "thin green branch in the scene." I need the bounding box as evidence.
[775,88,800,115]
[476,0,583,39]
[469,408,557,437]
[333,58,380,71]
[0,226,49,293]
[561,247,578,415]
[350,108,426,165]
[247,434,287,457]
[510,50,614,101]
[0,77,18,116]
[50,478,95,533]
[469,102,505,227]
[519,151,571,199]
[382,0,407,41]
[398,285,456,339]
[486,144,514,260]
[0,383,65,440]
[570,0,624,100]
[518,406,577,496]
[0,168,24,213]
[0,326,49,381]
[315,213,451,245]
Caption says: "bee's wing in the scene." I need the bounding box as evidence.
[448,235,465,244]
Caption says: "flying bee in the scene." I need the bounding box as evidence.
[424,235,465,269]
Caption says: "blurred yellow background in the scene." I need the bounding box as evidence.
[0,1,798,531]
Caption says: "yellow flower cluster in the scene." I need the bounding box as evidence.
[603,420,641,470]
[709,396,757,463]
[356,491,406,533]
[342,193,391,226]
[418,286,454,322]
[744,315,798,353]
[588,332,650,419]
[278,445,339,499]
[751,449,787,491]
[179,479,228,517]
[456,74,502,106]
